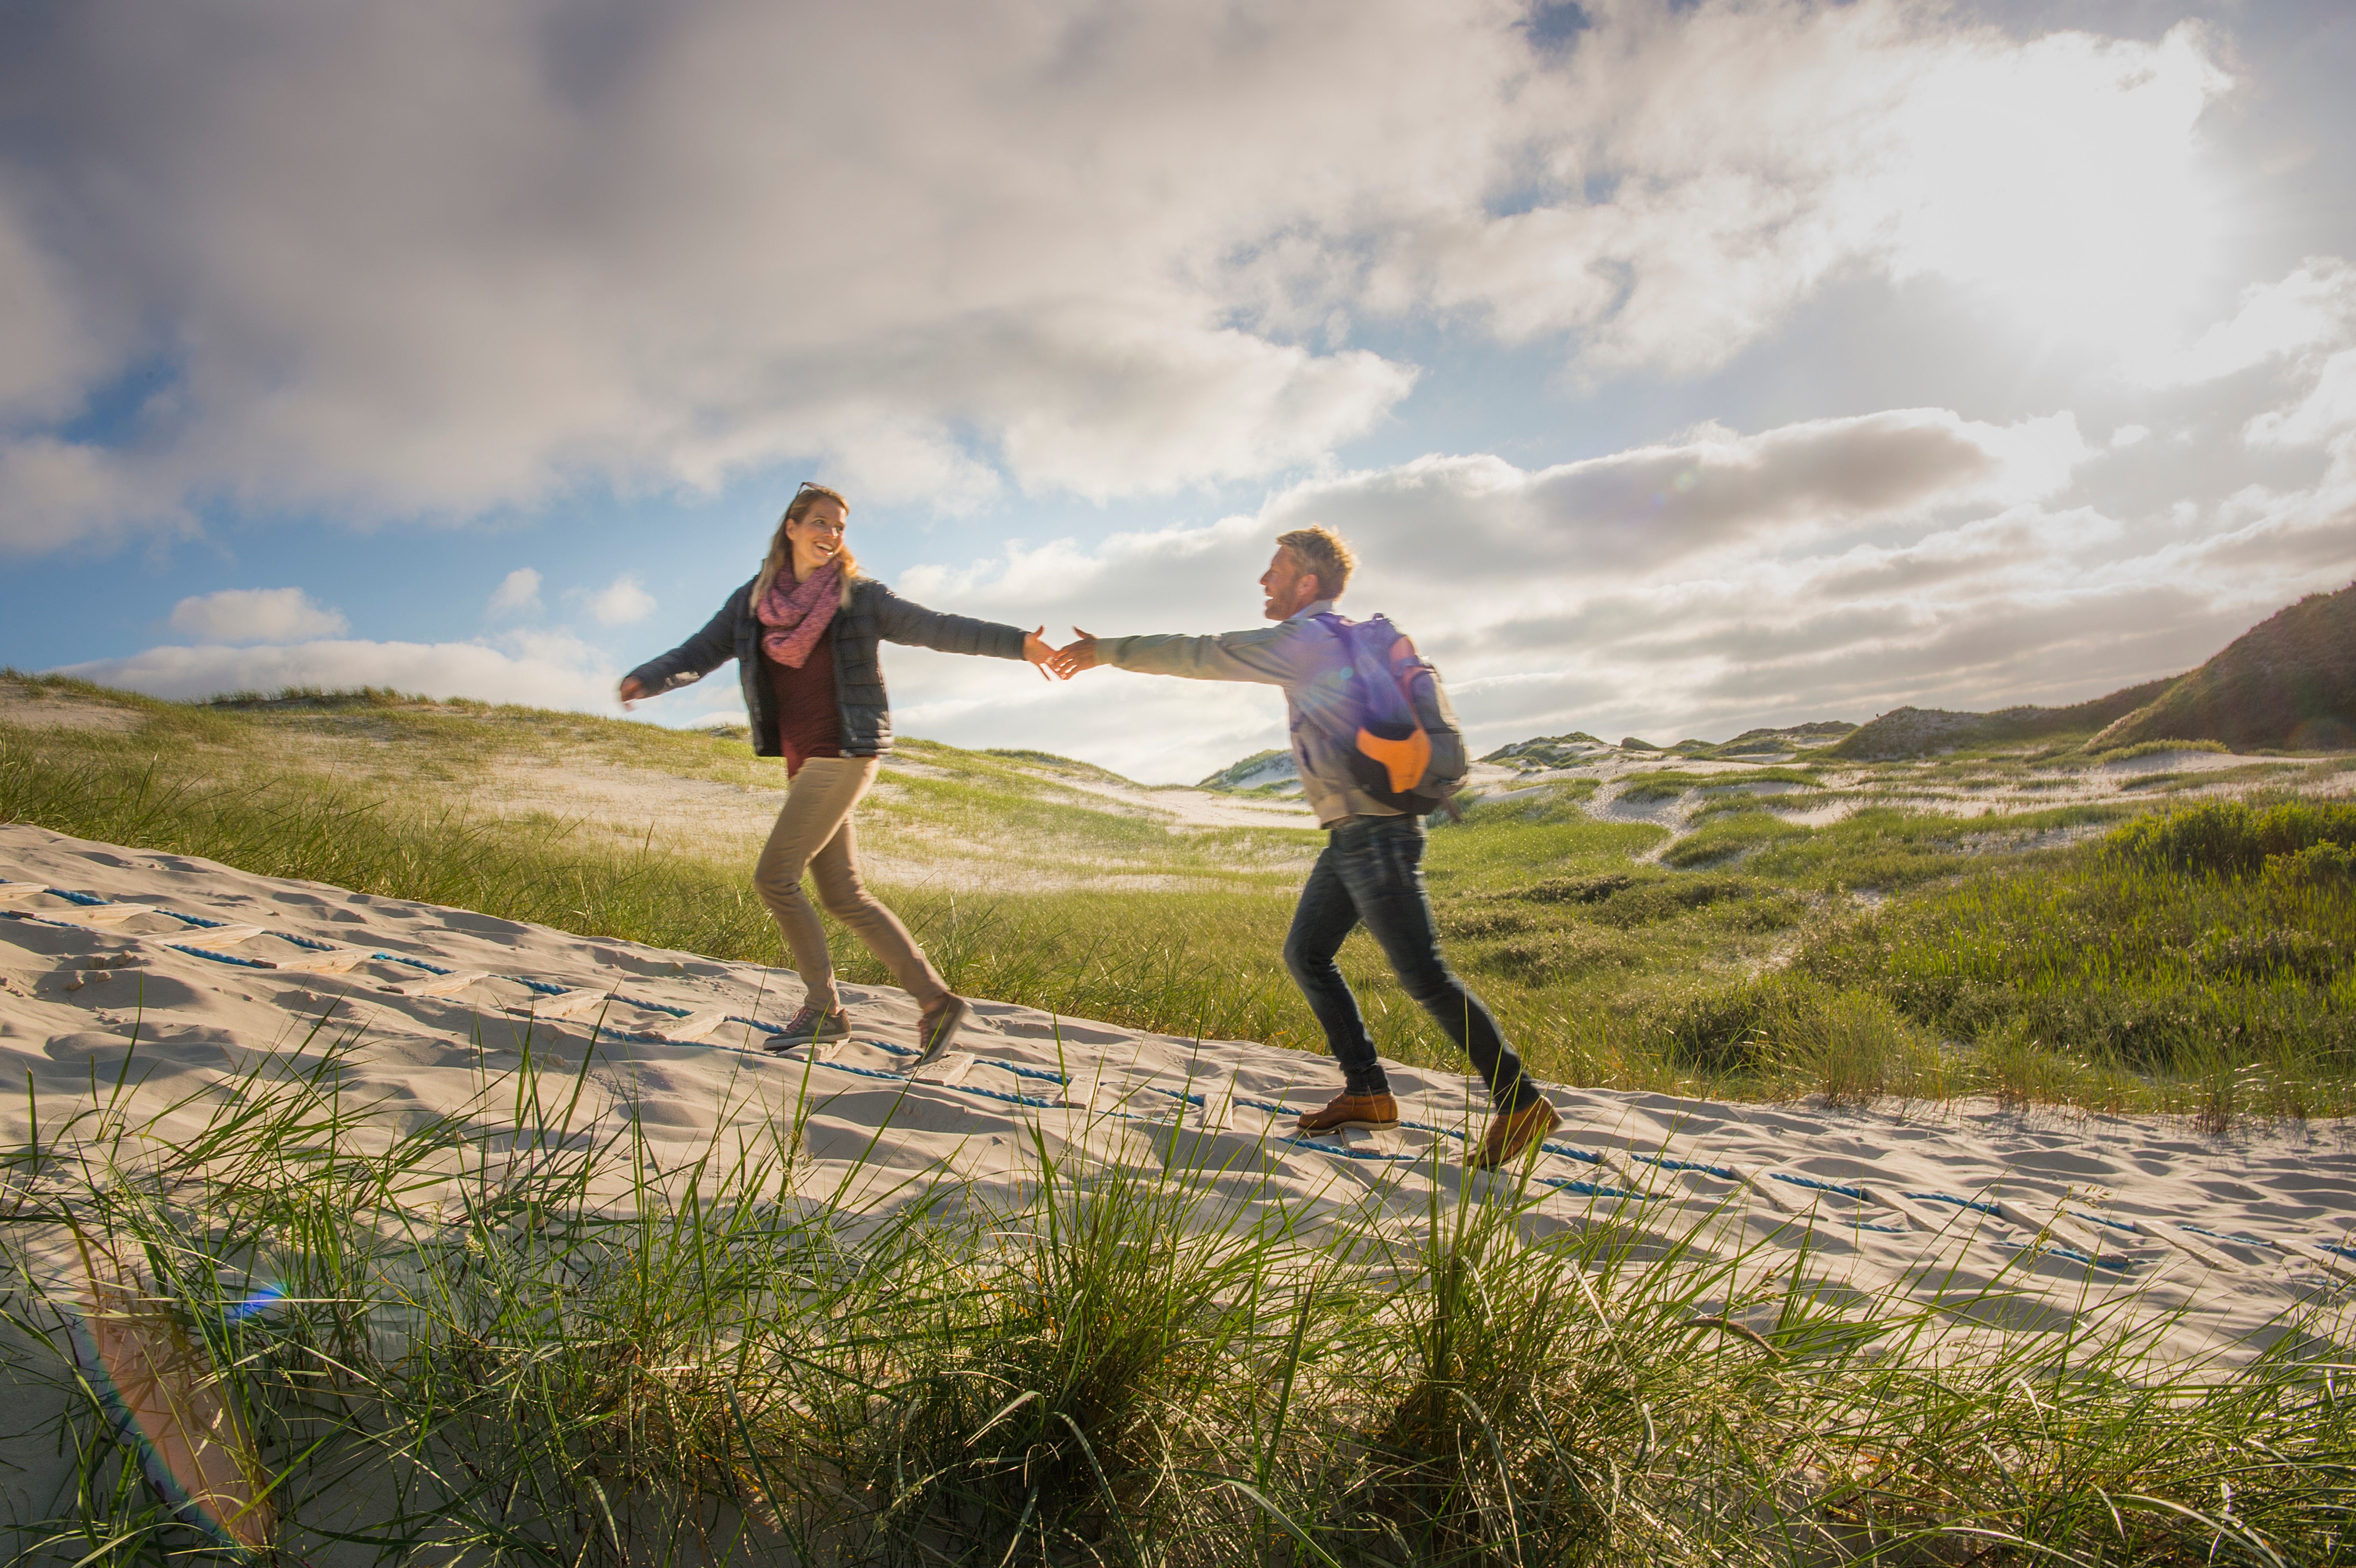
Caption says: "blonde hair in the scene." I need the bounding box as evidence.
[1275,525,1354,600]
[753,483,861,610]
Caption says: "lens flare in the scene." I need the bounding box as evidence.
[73,1236,275,1554]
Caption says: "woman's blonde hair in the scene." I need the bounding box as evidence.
[754,483,861,610]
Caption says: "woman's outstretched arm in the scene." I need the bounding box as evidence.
[873,585,1056,676]
[619,584,750,705]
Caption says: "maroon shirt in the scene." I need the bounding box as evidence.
[764,635,842,776]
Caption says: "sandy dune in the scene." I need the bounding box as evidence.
[4,818,2350,1365]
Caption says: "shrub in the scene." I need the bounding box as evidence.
[2105,799,2356,873]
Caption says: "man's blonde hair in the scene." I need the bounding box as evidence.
[1276,525,1354,600]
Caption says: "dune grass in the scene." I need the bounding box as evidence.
[4,1034,2352,1565]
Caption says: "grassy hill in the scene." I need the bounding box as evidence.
[1831,581,2356,760]
[5,671,2354,1117]
[2092,582,2356,752]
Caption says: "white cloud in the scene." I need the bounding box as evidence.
[59,630,618,712]
[487,567,543,616]
[0,0,2241,552]
[577,574,655,627]
[875,399,2348,780]
[167,587,349,645]
[0,436,189,557]
[2136,260,2356,387]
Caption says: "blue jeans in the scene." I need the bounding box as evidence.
[1283,814,1539,1111]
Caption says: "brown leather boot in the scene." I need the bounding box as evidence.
[1473,1098,1560,1170]
[1295,1091,1399,1136]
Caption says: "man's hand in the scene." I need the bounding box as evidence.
[1021,626,1059,681]
[1048,629,1103,678]
[618,674,647,709]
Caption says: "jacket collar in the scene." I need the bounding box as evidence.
[1286,598,1338,624]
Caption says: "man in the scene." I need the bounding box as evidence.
[1050,526,1560,1170]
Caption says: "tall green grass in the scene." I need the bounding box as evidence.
[5,1038,2351,1564]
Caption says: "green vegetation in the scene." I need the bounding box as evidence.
[6,1046,2351,1564]
[4,678,2354,1116]
[1613,767,1819,804]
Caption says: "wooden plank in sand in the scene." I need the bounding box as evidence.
[2149,1223,2241,1272]
[913,1051,978,1087]
[264,946,374,974]
[170,923,267,947]
[2300,1242,2356,1282]
[1861,1186,1947,1233]
[384,970,492,998]
[520,987,618,1021]
[649,1009,729,1044]
[51,905,146,926]
[1193,1079,1235,1132]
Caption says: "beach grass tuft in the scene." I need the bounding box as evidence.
[5,1033,2353,1564]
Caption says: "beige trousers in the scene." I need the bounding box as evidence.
[752,756,947,1015]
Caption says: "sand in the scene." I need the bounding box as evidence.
[4,819,2354,1536]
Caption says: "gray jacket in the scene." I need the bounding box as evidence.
[1103,600,1405,828]
[625,575,1028,758]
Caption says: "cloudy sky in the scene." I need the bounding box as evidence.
[5,0,2352,781]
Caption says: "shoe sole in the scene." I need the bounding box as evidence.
[1294,1117,1400,1135]
[905,996,969,1074]
[762,1020,851,1054]
[762,1032,848,1055]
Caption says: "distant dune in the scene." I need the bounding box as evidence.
[1829,678,2177,760]
[1833,582,2356,760]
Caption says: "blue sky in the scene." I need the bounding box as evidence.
[4,0,2353,781]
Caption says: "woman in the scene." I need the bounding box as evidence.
[620,482,1054,1064]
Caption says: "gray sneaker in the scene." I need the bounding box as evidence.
[764,1004,850,1053]
[907,993,969,1073]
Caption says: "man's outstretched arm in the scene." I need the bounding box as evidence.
[1050,623,1307,684]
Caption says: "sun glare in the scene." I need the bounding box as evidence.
[1889,25,2229,356]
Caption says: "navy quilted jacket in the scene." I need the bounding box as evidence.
[624,576,1027,758]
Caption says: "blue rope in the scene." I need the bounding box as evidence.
[1631,1151,1743,1179]
[166,943,273,969]
[1536,1174,1652,1201]
[2319,1241,2356,1262]
[1995,1239,2136,1273]
[2179,1222,2276,1249]
[370,952,450,974]
[1903,1190,2004,1217]
[271,931,340,952]
[614,993,692,1018]
[45,888,108,906]
[867,1038,1074,1086]
[1773,1172,1871,1201]
[782,1054,1064,1109]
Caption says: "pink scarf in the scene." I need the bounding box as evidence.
[755,564,841,668]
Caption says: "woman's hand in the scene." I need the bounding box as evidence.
[1022,627,1059,681]
[618,674,647,709]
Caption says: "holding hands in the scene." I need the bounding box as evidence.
[1047,630,1102,679]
